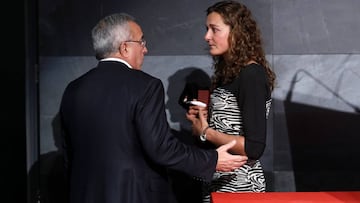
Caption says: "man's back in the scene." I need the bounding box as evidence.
[61,61,175,202]
[60,61,217,203]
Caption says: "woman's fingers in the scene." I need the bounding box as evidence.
[198,107,208,124]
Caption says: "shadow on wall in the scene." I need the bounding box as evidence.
[29,113,68,203]
[166,67,211,133]
[284,70,360,191]
[166,67,211,203]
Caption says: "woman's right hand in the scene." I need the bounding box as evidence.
[186,105,208,136]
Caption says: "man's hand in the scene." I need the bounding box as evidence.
[216,140,248,172]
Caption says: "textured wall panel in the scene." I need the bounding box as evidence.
[274,0,360,54]
[39,0,272,55]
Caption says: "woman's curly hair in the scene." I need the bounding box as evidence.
[207,0,276,91]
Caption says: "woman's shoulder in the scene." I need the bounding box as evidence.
[243,63,265,73]
[238,63,266,80]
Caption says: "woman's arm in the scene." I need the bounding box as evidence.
[186,106,246,155]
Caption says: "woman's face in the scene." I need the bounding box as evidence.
[204,12,230,56]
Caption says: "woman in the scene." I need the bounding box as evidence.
[186,1,276,202]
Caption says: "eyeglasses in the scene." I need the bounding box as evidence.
[124,39,147,47]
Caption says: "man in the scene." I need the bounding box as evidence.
[60,13,248,203]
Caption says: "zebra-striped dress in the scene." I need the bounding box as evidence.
[201,64,272,203]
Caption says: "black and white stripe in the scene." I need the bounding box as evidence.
[202,87,267,203]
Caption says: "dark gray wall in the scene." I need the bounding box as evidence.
[35,0,360,201]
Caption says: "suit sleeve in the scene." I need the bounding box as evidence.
[134,78,217,182]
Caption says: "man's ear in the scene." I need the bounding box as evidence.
[119,42,128,55]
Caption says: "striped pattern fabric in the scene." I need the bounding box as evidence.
[202,87,268,203]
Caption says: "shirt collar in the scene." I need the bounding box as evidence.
[100,58,133,69]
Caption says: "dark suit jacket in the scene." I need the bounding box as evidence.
[60,61,217,203]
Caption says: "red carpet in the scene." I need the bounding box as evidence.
[211,191,360,203]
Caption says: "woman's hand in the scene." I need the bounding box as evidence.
[186,105,209,136]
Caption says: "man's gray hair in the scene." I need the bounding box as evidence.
[91,13,135,59]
